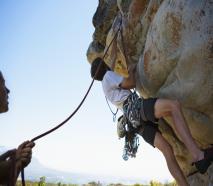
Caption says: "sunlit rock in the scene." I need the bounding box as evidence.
[87,0,213,184]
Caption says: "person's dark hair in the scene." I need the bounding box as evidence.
[90,57,109,81]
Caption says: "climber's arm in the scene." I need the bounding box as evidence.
[119,64,136,89]
[120,75,135,89]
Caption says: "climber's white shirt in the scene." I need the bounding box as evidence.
[102,71,131,109]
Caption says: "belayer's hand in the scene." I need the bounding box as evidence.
[15,141,35,169]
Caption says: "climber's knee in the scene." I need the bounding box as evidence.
[169,100,181,112]
[154,99,181,118]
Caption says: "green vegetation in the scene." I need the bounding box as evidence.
[38,177,46,186]
[17,177,177,186]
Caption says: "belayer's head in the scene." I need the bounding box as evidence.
[0,71,10,113]
[90,57,110,81]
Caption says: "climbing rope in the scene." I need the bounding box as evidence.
[9,17,123,186]
[104,12,131,123]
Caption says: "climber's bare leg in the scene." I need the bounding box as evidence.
[154,132,189,186]
[154,99,204,162]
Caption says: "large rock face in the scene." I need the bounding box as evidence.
[87,0,213,185]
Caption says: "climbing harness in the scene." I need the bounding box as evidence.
[8,16,124,186]
[105,96,118,122]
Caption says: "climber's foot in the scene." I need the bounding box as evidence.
[204,147,213,162]
[194,159,211,174]
[193,147,213,174]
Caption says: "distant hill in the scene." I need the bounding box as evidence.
[0,146,146,184]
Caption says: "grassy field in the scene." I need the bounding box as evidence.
[17,177,177,186]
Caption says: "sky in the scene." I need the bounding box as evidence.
[0,0,173,183]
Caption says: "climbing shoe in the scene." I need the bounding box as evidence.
[204,147,213,162]
[193,147,213,174]
[194,159,211,174]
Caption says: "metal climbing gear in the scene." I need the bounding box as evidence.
[123,91,141,128]
[123,134,140,161]
[121,116,140,161]
[105,96,118,122]
[117,114,140,161]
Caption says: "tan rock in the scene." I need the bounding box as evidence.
[87,0,213,184]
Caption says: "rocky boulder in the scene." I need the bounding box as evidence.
[87,0,213,185]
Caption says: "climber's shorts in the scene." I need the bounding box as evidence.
[138,121,160,148]
[123,93,158,127]
[142,98,158,123]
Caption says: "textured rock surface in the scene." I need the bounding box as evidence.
[87,0,213,185]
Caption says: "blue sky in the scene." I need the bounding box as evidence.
[0,0,173,183]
